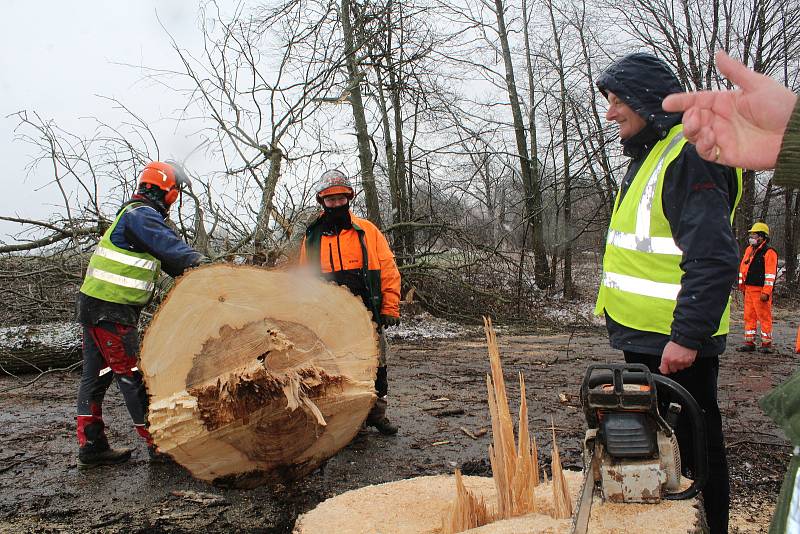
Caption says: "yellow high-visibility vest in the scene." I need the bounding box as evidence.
[595,124,742,335]
[80,203,160,306]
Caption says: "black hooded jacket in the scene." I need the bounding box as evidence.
[597,53,741,357]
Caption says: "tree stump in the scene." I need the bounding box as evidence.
[293,467,705,533]
[0,322,81,375]
[140,264,379,488]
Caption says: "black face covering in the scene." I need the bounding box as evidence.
[131,186,169,217]
[321,202,352,234]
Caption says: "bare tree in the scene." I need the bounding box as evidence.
[490,0,552,289]
[341,0,382,226]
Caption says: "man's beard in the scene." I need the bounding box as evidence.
[321,203,352,234]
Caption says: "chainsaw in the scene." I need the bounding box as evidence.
[570,363,709,534]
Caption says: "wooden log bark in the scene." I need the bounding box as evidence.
[140,264,379,488]
[0,322,81,375]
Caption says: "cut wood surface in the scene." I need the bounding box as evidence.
[0,322,81,375]
[140,264,379,488]
[293,472,582,534]
[293,470,703,533]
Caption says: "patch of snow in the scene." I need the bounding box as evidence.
[386,312,477,341]
[541,300,604,327]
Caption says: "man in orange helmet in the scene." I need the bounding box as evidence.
[737,222,778,353]
[75,161,207,468]
[299,169,402,435]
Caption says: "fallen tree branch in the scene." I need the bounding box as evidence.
[0,360,82,393]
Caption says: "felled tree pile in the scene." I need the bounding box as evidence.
[0,322,81,375]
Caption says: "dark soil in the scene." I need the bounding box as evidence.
[0,317,796,533]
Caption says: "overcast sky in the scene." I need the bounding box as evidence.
[0,1,224,241]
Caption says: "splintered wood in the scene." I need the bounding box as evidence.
[550,422,573,519]
[445,470,493,532]
[140,265,379,488]
[441,317,571,533]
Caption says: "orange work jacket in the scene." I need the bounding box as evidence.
[299,212,401,320]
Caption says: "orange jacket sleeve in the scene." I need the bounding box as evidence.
[374,229,401,317]
[737,250,750,290]
[763,248,778,295]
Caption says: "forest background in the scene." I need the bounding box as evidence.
[2,0,798,326]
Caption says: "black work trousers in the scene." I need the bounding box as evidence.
[624,352,729,534]
[77,322,149,447]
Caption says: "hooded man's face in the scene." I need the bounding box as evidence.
[605,91,647,141]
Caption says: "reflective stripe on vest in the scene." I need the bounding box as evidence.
[93,246,157,270]
[85,265,155,292]
[606,131,686,257]
[601,271,680,301]
[79,204,160,306]
[595,124,742,336]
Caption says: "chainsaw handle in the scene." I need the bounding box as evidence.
[652,375,709,500]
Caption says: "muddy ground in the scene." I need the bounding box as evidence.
[0,315,797,533]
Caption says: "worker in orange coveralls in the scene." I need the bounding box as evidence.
[737,222,778,353]
[795,323,800,354]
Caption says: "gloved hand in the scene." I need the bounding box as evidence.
[381,314,400,328]
[760,293,770,302]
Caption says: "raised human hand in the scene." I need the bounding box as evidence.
[662,50,797,170]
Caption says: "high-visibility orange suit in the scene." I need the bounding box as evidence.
[796,324,800,354]
[738,239,778,350]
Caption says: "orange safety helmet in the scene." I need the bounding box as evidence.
[138,161,190,207]
[315,169,355,204]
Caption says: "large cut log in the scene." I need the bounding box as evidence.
[140,264,379,488]
[0,322,82,375]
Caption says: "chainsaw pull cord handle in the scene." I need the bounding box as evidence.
[652,375,709,500]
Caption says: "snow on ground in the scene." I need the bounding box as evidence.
[541,299,605,327]
[385,312,479,341]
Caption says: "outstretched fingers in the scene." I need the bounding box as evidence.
[715,50,761,92]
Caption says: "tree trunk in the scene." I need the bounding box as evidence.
[341,0,382,226]
[0,322,81,375]
[758,176,773,221]
[736,169,756,243]
[141,265,379,488]
[785,189,800,291]
[253,146,283,263]
[494,0,551,289]
[546,0,574,298]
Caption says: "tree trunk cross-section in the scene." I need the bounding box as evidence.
[140,265,379,488]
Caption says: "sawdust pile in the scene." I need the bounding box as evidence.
[293,473,583,534]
